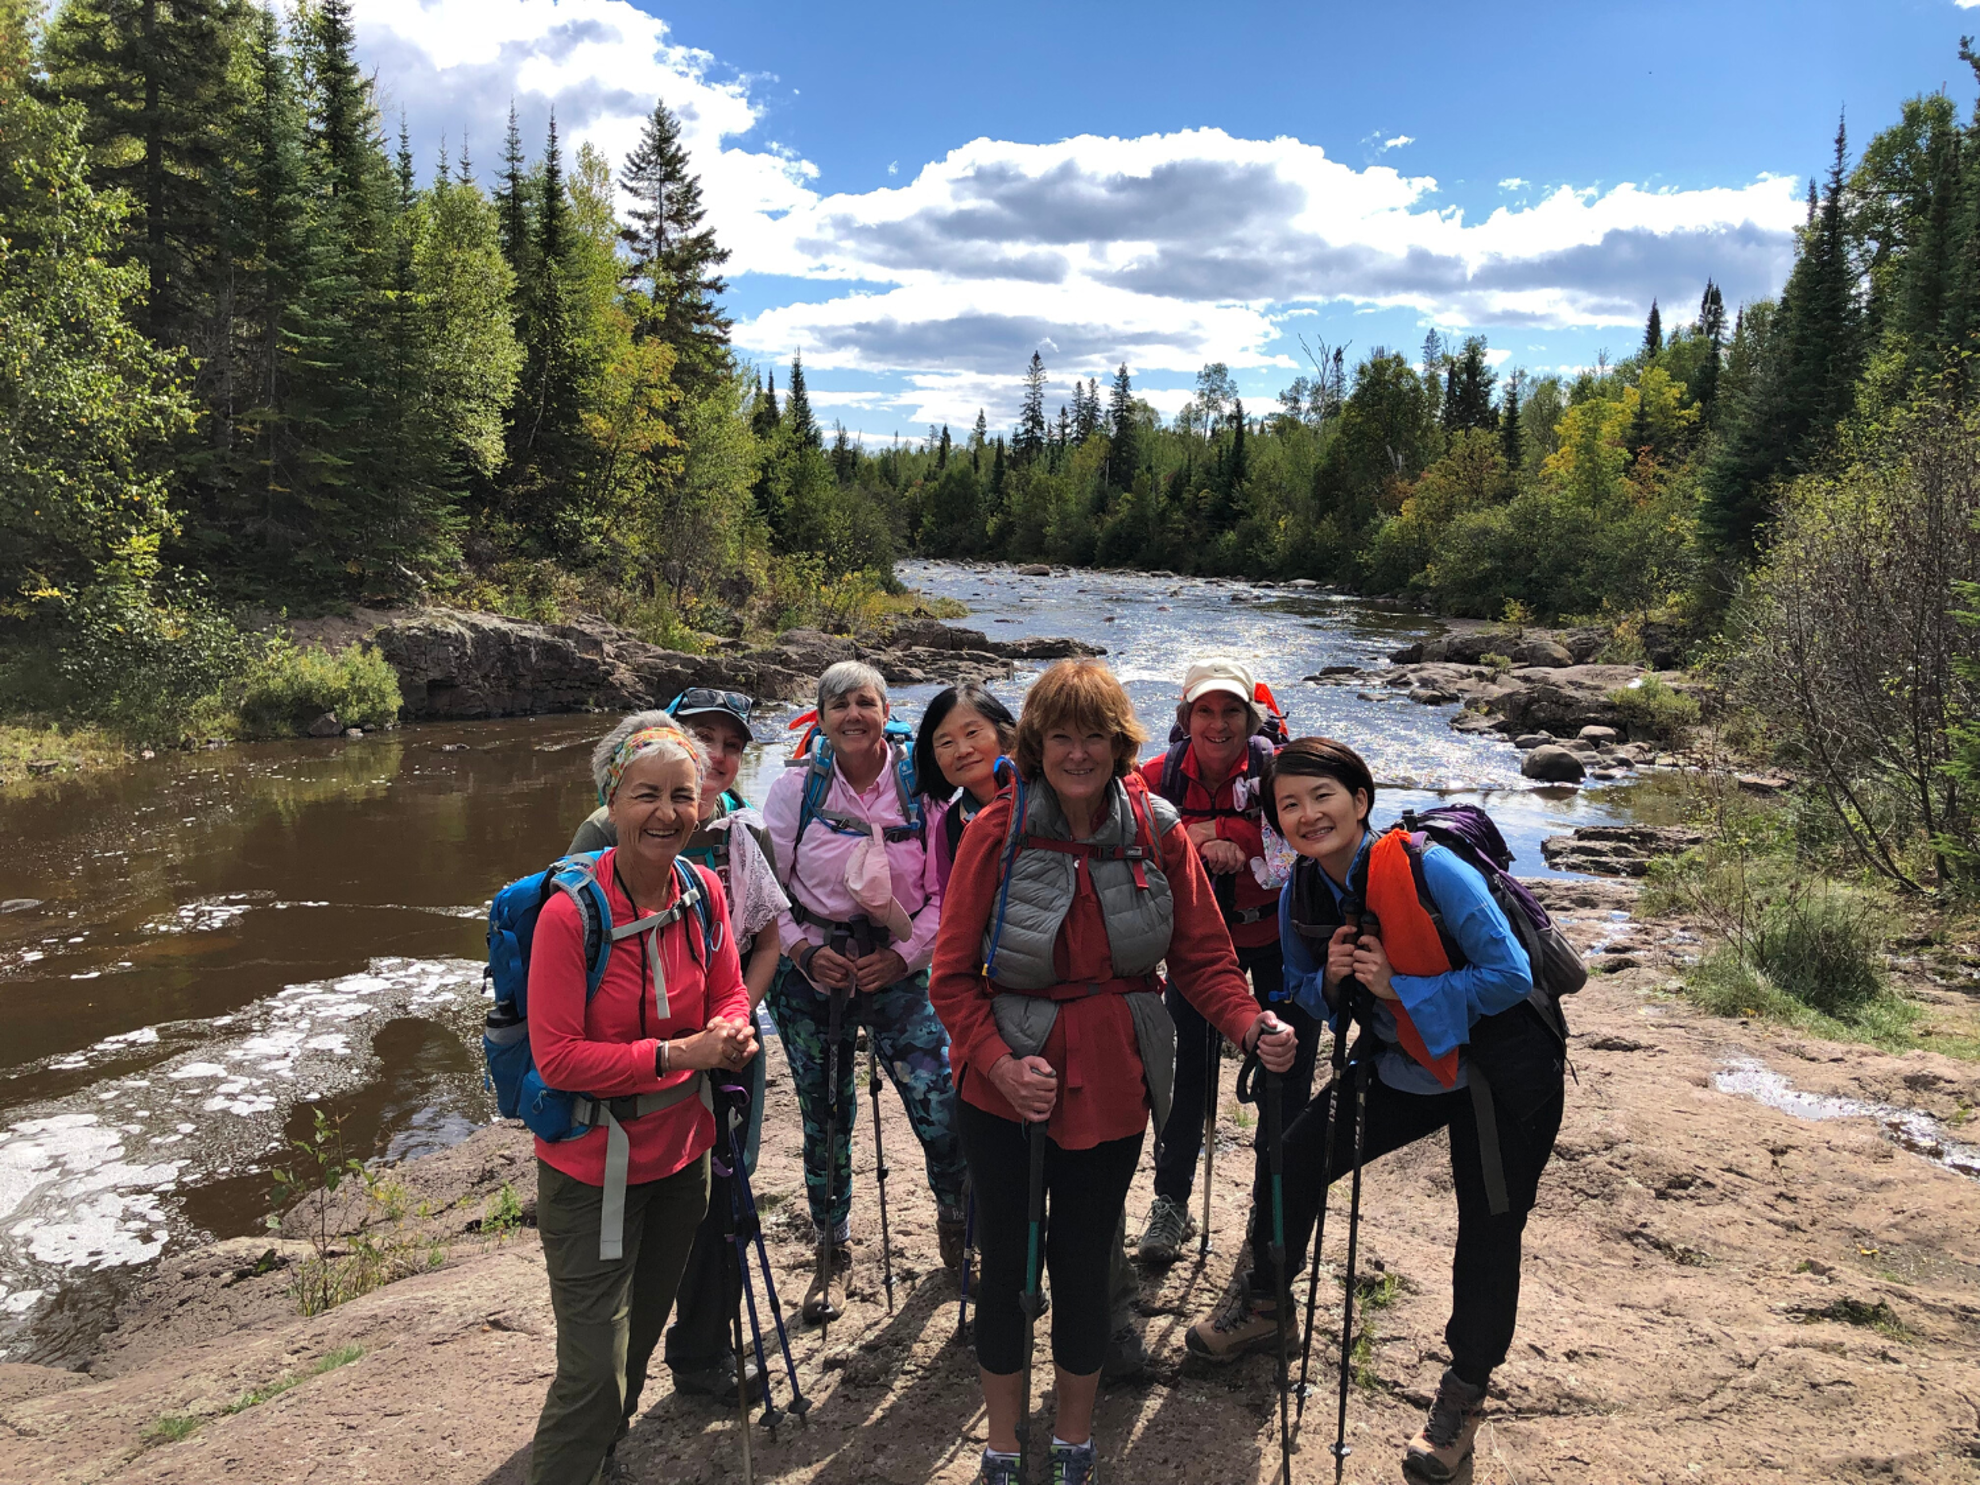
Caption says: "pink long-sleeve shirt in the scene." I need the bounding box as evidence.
[764,750,944,973]
[527,852,750,1187]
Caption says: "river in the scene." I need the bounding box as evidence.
[0,561,1636,1365]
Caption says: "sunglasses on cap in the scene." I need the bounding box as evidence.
[668,688,755,722]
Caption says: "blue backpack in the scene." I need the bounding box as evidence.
[482,852,721,1144]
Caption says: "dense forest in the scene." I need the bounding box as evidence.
[2,0,1977,889]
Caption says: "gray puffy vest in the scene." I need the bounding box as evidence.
[983,776,1179,990]
[981,777,1183,1130]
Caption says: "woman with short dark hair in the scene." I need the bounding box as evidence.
[930,659,1297,1485]
[1185,736,1565,1485]
[915,681,1018,888]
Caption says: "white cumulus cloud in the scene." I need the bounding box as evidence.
[350,4,1806,417]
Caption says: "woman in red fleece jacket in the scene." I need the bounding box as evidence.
[929,660,1297,1485]
[525,720,757,1485]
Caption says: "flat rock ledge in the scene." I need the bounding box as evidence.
[360,611,1102,721]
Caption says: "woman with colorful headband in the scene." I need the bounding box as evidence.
[928,659,1297,1485]
[525,719,758,1484]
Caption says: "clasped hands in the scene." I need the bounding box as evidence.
[1326,924,1398,1001]
[673,1014,757,1073]
[800,941,907,992]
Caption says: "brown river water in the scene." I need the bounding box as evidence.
[0,561,1637,1365]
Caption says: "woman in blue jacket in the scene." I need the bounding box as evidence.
[1185,737,1565,1485]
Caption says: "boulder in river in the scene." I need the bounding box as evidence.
[1522,744,1587,783]
[1513,638,1574,668]
[1514,732,1553,750]
[1541,824,1704,876]
[1016,563,1052,576]
[1578,725,1621,746]
[307,712,342,738]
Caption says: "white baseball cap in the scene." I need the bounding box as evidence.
[1182,658,1258,707]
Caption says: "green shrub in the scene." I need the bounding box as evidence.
[235,640,401,739]
[1753,889,1884,1016]
[1,573,249,746]
[1606,673,1701,741]
[1478,651,1512,680]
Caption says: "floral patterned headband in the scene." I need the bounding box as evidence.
[600,723,704,807]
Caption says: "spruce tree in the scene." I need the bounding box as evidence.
[1695,280,1727,417]
[785,353,819,449]
[1015,350,1048,465]
[495,103,532,279]
[1107,362,1138,486]
[972,408,988,472]
[619,97,732,392]
[1500,371,1523,475]
[41,0,246,346]
[1642,299,1663,359]
[1441,336,1497,432]
[752,368,781,437]
[938,424,951,470]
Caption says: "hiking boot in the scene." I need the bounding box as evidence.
[1183,1285,1281,1363]
[670,1356,764,1403]
[938,1211,969,1271]
[1050,1439,1099,1485]
[1135,1196,1196,1265]
[801,1242,851,1325]
[1101,1316,1147,1383]
[974,1450,1023,1485]
[1402,1368,1488,1484]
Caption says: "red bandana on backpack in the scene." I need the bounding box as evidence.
[1362,828,1462,1089]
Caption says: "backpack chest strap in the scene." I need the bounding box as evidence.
[609,879,702,1022]
[1019,835,1153,889]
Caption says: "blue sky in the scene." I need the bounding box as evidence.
[352,0,1978,439]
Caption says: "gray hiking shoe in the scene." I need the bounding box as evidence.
[1403,1367,1488,1484]
[1101,1314,1147,1383]
[1050,1440,1099,1485]
[975,1450,1023,1485]
[1135,1195,1196,1265]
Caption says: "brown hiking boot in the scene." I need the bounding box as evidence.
[938,1212,968,1271]
[1403,1368,1488,1484]
[802,1241,851,1325]
[1183,1284,1282,1363]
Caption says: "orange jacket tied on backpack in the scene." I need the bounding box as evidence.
[1362,828,1463,1089]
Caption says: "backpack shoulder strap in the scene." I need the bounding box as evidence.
[944,792,968,861]
[891,742,925,837]
[549,855,615,998]
[983,776,1031,980]
[673,857,722,963]
[1157,739,1190,806]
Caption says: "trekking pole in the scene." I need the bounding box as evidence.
[1017,1119,1049,1483]
[868,1037,896,1313]
[1236,1052,1294,1485]
[1331,1056,1370,1485]
[954,1191,976,1342]
[816,983,850,1347]
[720,1080,810,1423]
[1199,1022,1222,1257]
[719,1106,756,1482]
[1294,1012,1350,1438]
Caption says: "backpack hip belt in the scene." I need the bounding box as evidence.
[574,1074,715,1262]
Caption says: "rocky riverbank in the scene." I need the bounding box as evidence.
[306,610,1104,723]
[7,874,1979,1484]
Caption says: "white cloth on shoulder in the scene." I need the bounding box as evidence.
[704,807,789,943]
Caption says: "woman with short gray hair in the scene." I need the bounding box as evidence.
[764,661,968,1324]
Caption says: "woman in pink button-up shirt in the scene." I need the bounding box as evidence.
[763,661,969,1326]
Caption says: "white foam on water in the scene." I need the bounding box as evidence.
[1714,1057,1980,1181]
[0,955,482,1355]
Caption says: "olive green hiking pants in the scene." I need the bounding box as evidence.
[528,1153,709,1485]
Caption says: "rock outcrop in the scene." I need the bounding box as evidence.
[365,609,1101,722]
[1541,824,1706,876]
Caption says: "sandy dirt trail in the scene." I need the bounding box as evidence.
[3,878,1979,1484]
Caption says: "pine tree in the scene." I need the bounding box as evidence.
[619,97,731,393]
[971,408,987,472]
[1015,350,1047,465]
[937,424,951,470]
[1107,362,1138,486]
[1441,336,1497,433]
[990,436,1007,501]
[1642,299,1663,359]
[785,353,819,449]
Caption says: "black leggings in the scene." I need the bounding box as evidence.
[959,1100,1143,1377]
[1248,1012,1564,1386]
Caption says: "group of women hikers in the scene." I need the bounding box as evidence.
[514,655,1567,1485]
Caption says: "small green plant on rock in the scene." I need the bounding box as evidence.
[483,1180,525,1240]
[268,1107,438,1316]
[142,1413,203,1447]
[1607,674,1700,742]
[1479,651,1513,680]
